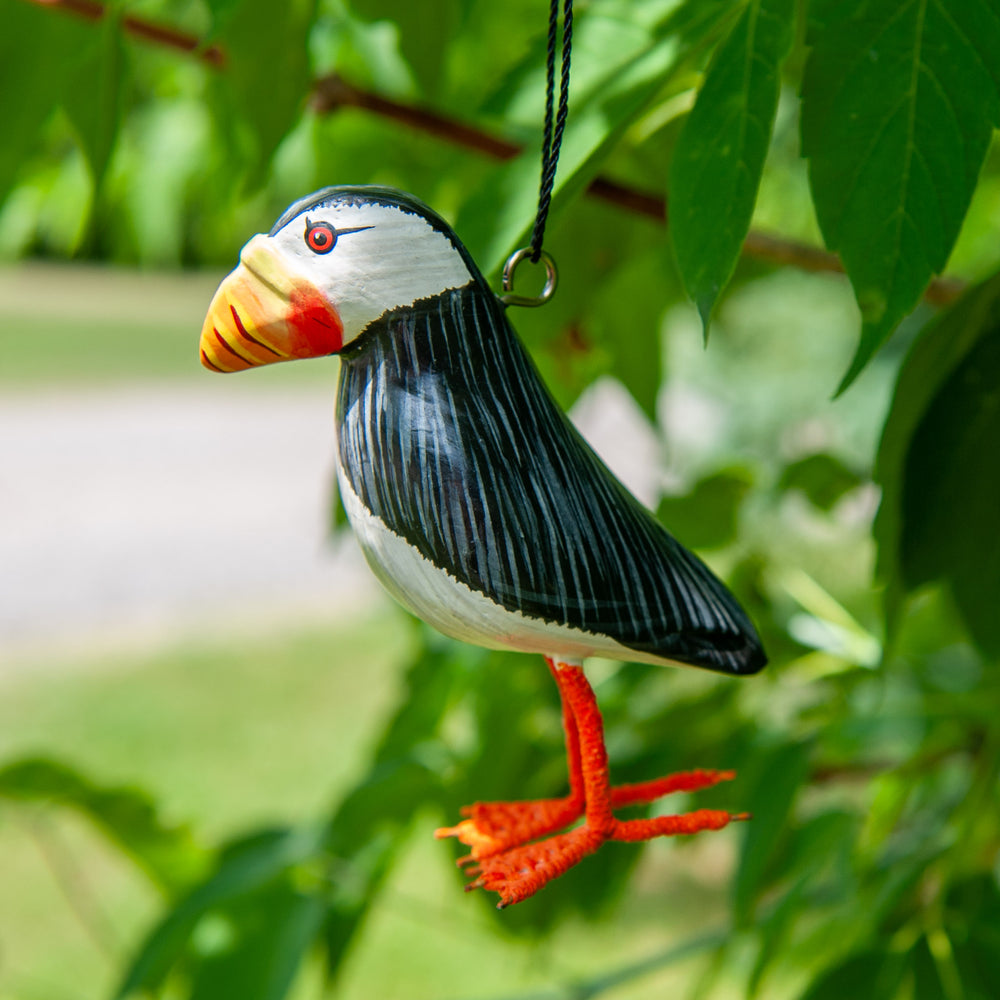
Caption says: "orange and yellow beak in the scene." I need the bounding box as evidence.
[200,235,343,373]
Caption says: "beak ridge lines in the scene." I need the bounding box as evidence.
[199,251,342,373]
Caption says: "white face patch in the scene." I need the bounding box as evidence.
[261,201,474,345]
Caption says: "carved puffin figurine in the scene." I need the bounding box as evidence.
[200,186,766,907]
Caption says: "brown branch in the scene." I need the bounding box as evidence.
[311,74,672,224]
[311,73,521,161]
[28,0,225,67]
[23,0,968,306]
[315,75,973,302]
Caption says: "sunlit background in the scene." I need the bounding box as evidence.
[2,1,999,999]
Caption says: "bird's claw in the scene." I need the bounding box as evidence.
[435,797,583,861]
[444,807,752,905]
[434,818,509,859]
[439,772,751,905]
[466,825,605,907]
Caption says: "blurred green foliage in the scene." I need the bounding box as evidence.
[1,0,999,998]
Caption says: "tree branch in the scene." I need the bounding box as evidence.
[22,0,967,306]
[29,0,225,66]
[311,73,672,227]
[313,74,972,304]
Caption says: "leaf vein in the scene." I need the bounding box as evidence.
[908,136,947,253]
[813,0,923,236]
[889,0,929,282]
[930,0,1000,94]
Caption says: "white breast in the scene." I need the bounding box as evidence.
[337,468,678,667]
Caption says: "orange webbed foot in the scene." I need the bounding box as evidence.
[443,662,754,906]
[435,769,737,863]
[456,807,750,908]
[435,795,583,862]
[463,823,606,908]
[610,768,736,808]
[610,808,750,842]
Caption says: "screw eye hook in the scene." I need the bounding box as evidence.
[500,248,558,308]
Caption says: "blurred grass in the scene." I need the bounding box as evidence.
[0,616,751,1000]
[0,617,409,999]
[0,620,412,831]
[0,263,334,385]
[0,263,221,384]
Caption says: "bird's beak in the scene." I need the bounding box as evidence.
[200,235,343,373]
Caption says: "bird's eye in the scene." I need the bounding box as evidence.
[305,219,337,254]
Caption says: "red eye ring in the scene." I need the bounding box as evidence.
[305,219,337,254]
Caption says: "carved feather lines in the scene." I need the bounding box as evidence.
[336,285,762,674]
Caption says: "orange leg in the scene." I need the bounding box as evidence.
[435,658,585,861]
[437,657,749,907]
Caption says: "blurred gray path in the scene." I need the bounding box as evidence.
[0,378,658,670]
[0,383,381,668]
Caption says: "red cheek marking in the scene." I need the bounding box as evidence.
[286,286,343,357]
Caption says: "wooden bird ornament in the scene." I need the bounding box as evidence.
[201,186,766,907]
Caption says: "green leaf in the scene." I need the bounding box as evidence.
[216,0,317,183]
[202,0,246,36]
[747,876,808,997]
[875,272,1000,656]
[316,763,437,983]
[947,877,1000,999]
[669,0,795,327]
[366,629,465,766]
[456,24,684,275]
[319,831,399,983]
[798,951,907,1000]
[134,646,448,996]
[733,740,811,924]
[908,935,954,1000]
[479,0,683,122]
[801,0,1000,391]
[0,757,207,893]
[61,5,127,197]
[0,0,128,208]
[875,275,1000,582]
[115,826,321,998]
[499,201,673,414]
[900,308,1000,656]
[327,758,438,846]
[778,453,864,510]
[657,467,754,550]
[350,0,462,96]
[187,880,326,1000]
[0,1,78,205]
[660,0,745,50]
[317,634,457,981]
[607,307,662,425]
[594,247,674,422]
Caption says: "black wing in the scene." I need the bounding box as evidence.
[337,284,766,676]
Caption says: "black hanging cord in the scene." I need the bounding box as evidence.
[529,0,573,263]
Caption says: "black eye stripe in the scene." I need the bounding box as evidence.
[303,219,374,255]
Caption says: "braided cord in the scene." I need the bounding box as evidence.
[529,0,573,263]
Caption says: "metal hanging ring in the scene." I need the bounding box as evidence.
[499,248,558,307]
